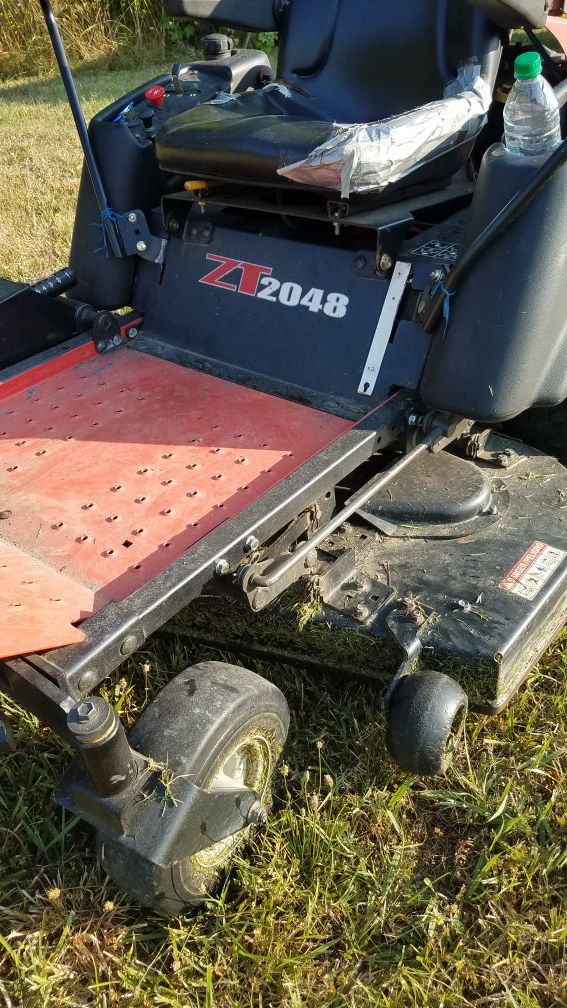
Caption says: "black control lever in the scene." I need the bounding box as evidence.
[37,0,167,266]
[171,63,192,94]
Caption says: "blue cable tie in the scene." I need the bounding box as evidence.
[432,280,455,322]
[92,207,127,257]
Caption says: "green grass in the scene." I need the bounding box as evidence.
[0,69,566,1008]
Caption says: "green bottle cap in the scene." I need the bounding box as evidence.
[514,51,542,81]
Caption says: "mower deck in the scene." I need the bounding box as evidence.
[0,343,351,658]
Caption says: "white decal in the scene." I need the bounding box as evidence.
[499,541,566,600]
[200,254,349,318]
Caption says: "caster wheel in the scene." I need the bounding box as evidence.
[98,662,289,914]
[386,670,468,775]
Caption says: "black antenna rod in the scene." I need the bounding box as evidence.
[38,0,122,255]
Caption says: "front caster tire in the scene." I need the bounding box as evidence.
[386,670,468,775]
[98,662,289,915]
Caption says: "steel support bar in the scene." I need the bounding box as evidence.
[250,434,438,590]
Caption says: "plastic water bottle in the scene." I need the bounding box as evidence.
[503,51,561,156]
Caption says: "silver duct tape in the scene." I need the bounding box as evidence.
[278,65,492,198]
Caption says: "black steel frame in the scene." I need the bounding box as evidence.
[0,324,408,737]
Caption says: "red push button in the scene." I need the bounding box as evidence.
[144,84,165,109]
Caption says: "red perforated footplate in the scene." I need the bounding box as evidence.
[0,345,351,658]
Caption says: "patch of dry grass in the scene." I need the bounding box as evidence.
[0,68,163,282]
[0,0,166,78]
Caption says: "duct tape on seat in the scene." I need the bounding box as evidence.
[277,64,492,198]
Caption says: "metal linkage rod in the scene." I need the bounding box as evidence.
[250,433,438,589]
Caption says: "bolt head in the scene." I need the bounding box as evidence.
[77,669,99,692]
[127,327,138,339]
[247,800,269,826]
[244,535,259,553]
[136,240,147,254]
[379,253,393,272]
[430,268,445,283]
[120,634,137,656]
[407,413,419,428]
[353,603,370,622]
[128,212,138,223]
[215,558,230,576]
[77,700,96,723]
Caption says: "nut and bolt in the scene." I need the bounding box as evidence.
[496,448,516,468]
[353,603,370,622]
[120,634,138,656]
[244,535,259,552]
[246,800,269,825]
[136,240,147,254]
[457,599,472,613]
[76,700,97,723]
[406,607,426,626]
[127,327,138,339]
[407,413,420,428]
[430,268,445,284]
[127,212,138,223]
[378,252,393,272]
[215,558,230,576]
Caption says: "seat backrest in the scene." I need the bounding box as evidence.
[277,0,502,124]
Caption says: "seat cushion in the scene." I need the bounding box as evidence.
[156,84,337,185]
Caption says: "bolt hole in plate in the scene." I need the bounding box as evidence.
[0,345,352,657]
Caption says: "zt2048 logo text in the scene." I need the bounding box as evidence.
[199,254,350,318]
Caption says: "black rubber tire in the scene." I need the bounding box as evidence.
[98,662,289,915]
[386,670,468,776]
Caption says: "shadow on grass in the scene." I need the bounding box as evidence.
[0,53,170,105]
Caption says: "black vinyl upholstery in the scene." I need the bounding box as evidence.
[467,0,548,29]
[162,0,279,31]
[156,0,502,191]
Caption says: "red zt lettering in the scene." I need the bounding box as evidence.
[199,254,273,296]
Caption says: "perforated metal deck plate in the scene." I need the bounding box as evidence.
[0,344,351,658]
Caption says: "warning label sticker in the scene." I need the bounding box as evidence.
[500,541,567,600]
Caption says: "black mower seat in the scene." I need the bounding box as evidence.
[156,0,502,192]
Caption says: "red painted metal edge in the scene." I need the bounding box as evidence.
[0,341,98,402]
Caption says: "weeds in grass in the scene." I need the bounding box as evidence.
[0,0,277,79]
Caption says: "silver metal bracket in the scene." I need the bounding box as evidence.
[358,260,412,396]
